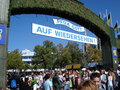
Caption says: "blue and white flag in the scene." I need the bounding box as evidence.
[103,14,108,24]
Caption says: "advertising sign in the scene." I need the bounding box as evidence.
[32,23,97,45]
[73,64,81,69]
[66,65,72,69]
[0,25,6,44]
[112,48,118,58]
[53,19,85,32]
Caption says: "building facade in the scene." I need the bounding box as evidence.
[21,49,34,65]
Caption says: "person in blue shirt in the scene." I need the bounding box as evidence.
[43,73,53,90]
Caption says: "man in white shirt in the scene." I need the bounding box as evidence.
[100,69,107,90]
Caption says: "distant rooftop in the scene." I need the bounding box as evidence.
[21,49,34,56]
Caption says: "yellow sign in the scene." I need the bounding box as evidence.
[113,50,117,56]
[66,65,72,69]
[73,64,81,69]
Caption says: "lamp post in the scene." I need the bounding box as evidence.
[83,29,87,66]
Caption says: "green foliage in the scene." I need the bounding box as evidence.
[57,43,63,52]
[7,41,103,69]
[23,63,31,69]
[116,39,120,49]
[7,49,24,69]
[54,48,72,68]
[33,41,85,68]
[65,41,83,64]
[86,45,103,63]
[33,40,57,69]
[54,41,83,68]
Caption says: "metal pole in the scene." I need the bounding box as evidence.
[83,29,87,65]
[0,0,10,89]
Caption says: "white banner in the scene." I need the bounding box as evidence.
[53,19,85,32]
[32,23,97,45]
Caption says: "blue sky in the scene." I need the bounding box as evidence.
[79,0,120,26]
[8,0,120,52]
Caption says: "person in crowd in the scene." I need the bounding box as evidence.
[107,71,114,90]
[75,72,82,89]
[58,71,64,88]
[113,69,119,89]
[0,88,3,90]
[52,72,61,90]
[90,72,102,90]
[9,72,19,90]
[7,66,120,90]
[63,72,70,90]
[22,77,31,90]
[82,71,90,80]
[38,72,44,89]
[110,69,116,88]
[19,78,24,90]
[100,68,107,90]
[78,80,98,90]
[117,65,120,90]
[32,73,39,90]
[43,73,53,90]
[63,77,70,90]
[69,74,73,90]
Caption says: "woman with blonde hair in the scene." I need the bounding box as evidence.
[78,80,98,90]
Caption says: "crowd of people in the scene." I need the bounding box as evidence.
[7,66,120,90]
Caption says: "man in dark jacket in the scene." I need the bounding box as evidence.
[52,72,61,90]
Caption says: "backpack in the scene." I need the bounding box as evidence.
[11,79,17,88]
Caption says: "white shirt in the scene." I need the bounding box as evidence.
[108,76,113,86]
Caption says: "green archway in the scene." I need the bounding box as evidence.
[0,0,120,89]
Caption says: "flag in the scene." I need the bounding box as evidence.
[117,26,120,38]
[118,26,120,33]
[114,23,119,38]
[103,14,107,24]
[107,14,111,24]
[118,34,120,38]
[99,12,102,18]
[99,14,101,18]
[114,23,118,31]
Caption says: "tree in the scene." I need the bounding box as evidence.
[54,48,72,68]
[85,45,103,63]
[7,49,24,69]
[33,40,57,69]
[23,63,31,69]
[65,41,83,64]
[33,45,44,65]
[57,43,63,52]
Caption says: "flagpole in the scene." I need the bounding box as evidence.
[118,25,120,33]
[118,25,120,38]
[99,12,102,18]
[117,21,119,25]
[115,21,118,38]
[106,9,108,24]
[83,29,87,65]
[110,12,113,27]
[117,21,119,33]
